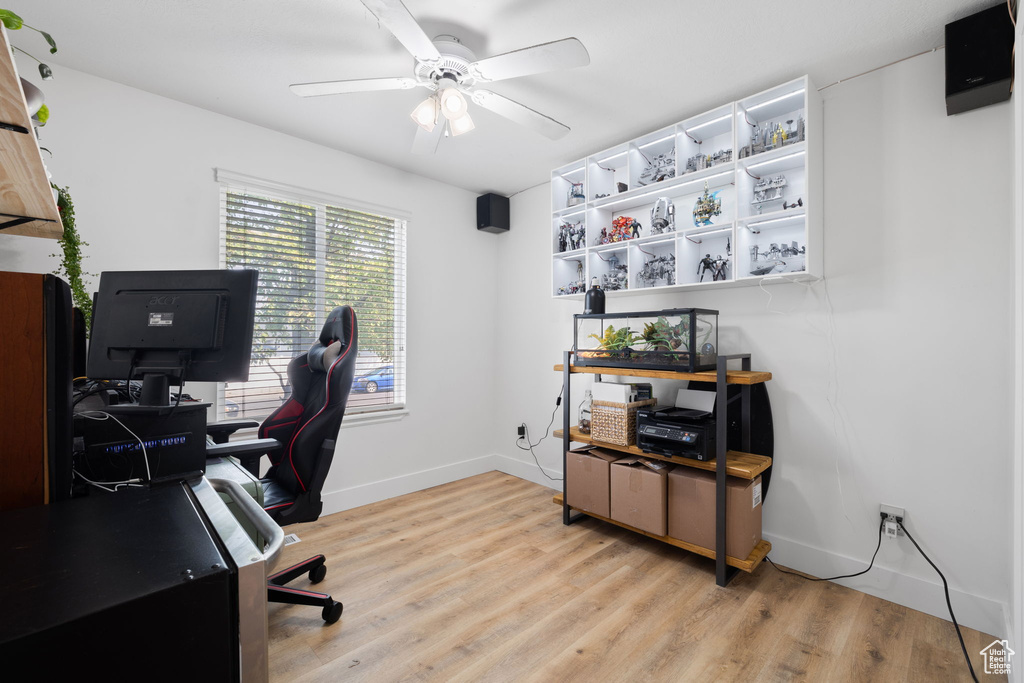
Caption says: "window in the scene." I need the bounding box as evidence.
[216,170,406,422]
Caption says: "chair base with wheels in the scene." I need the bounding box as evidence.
[267,554,343,624]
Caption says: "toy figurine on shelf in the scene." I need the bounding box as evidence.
[651,197,675,234]
[567,182,585,207]
[739,115,805,158]
[637,149,676,186]
[752,173,787,209]
[559,221,584,252]
[692,181,722,226]
[684,149,733,174]
[570,222,585,250]
[637,253,676,288]
[698,254,716,282]
[712,255,729,281]
[601,267,628,291]
[612,215,641,242]
[597,228,609,245]
[556,279,586,296]
[749,261,786,276]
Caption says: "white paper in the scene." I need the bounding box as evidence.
[675,388,716,413]
[593,381,630,403]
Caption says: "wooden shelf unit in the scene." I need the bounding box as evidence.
[557,351,773,585]
[554,363,772,385]
[552,492,771,573]
[0,26,62,239]
[554,426,771,479]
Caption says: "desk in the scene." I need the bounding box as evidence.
[0,477,276,682]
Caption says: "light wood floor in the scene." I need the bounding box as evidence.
[268,471,1002,682]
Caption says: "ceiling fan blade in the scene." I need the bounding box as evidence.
[471,90,570,140]
[411,122,444,155]
[289,77,422,97]
[469,38,590,83]
[360,0,441,64]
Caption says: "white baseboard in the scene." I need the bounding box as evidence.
[320,454,497,516]
[492,452,561,492]
[766,531,1008,638]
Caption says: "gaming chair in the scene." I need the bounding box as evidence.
[208,305,358,624]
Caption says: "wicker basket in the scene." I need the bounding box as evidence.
[590,398,657,446]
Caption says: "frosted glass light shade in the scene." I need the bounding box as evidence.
[449,111,475,136]
[410,96,438,132]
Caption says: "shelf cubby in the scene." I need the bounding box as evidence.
[552,76,821,298]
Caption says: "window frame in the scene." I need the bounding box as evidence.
[215,168,408,427]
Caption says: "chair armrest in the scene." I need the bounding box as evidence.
[207,419,261,444]
[207,438,283,477]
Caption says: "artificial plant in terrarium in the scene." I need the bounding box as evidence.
[574,309,719,372]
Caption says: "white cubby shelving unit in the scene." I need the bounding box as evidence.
[551,76,822,298]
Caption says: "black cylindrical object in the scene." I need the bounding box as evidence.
[583,278,605,314]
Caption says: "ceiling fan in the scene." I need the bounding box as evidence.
[289,0,591,154]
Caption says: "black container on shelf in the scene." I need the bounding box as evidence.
[583,278,605,314]
[573,308,719,372]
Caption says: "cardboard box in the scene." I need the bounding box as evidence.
[565,447,621,517]
[667,468,763,560]
[610,457,670,536]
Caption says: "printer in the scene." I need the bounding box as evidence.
[637,388,720,461]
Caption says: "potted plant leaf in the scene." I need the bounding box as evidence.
[0,9,56,125]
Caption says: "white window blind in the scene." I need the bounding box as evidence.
[217,171,406,422]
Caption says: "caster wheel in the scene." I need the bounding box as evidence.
[323,600,343,624]
[309,564,327,584]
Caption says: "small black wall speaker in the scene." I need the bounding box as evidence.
[477,193,509,234]
[945,3,1014,116]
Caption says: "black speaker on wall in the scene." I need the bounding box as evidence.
[945,3,1014,116]
[477,193,509,234]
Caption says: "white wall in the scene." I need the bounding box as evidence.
[0,67,500,511]
[1012,15,1024,681]
[493,50,1014,637]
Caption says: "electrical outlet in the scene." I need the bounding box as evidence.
[880,504,905,537]
[517,425,525,438]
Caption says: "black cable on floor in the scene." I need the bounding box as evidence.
[767,517,978,683]
[515,388,564,482]
[765,517,883,582]
[898,521,978,683]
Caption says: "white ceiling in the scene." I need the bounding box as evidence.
[18,0,996,196]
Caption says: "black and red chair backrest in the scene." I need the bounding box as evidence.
[259,305,357,523]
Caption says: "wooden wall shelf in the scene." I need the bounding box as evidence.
[0,26,62,239]
[552,363,771,385]
[554,426,772,479]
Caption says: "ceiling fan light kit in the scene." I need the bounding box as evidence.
[290,0,590,153]
[438,84,466,119]
[448,110,475,136]
[410,95,438,132]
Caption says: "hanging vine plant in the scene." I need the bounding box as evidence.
[50,184,93,330]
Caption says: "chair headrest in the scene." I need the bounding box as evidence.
[307,305,355,373]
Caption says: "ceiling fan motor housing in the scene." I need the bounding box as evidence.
[416,36,477,88]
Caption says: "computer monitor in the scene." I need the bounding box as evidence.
[87,269,259,406]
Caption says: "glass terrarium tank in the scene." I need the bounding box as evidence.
[573,309,719,372]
